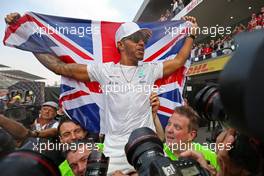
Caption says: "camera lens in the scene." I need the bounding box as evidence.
[194,84,226,122]
[0,150,60,176]
[85,150,109,176]
[125,127,164,172]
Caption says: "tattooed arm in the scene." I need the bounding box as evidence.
[33,53,90,82]
[5,13,90,81]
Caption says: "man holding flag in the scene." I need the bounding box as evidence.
[5,13,197,174]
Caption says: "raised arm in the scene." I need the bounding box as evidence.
[5,12,90,82]
[163,16,198,77]
[33,53,90,82]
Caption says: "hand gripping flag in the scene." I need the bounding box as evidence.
[3,12,191,133]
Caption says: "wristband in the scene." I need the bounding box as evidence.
[187,34,196,40]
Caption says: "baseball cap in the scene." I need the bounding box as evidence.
[42,101,58,110]
[115,22,152,46]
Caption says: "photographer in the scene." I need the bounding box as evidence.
[64,140,93,176]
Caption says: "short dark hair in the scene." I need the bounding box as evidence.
[174,106,199,132]
[57,116,82,136]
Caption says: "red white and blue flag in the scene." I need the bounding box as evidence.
[3,12,191,133]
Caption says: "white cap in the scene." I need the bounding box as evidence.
[115,22,151,46]
[42,101,58,110]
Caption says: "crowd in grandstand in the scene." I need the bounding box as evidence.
[0,89,35,113]
[191,6,264,62]
[158,3,264,62]
[159,0,186,21]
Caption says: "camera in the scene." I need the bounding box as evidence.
[85,150,109,176]
[125,127,210,176]
[2,105,40,128]
[0,150,61,176]
[192,30,264,174]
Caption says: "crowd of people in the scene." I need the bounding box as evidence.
[159,0,185,21]
[191,6,264,62]
[0,89,35,113]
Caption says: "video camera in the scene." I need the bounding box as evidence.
[125,127,210,176]
[192,29,264,174]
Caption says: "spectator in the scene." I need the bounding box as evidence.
[0,102,59,142]
[20,101,59,153]
[31,101,59,132]
[23,91,34,105]
[58,117,107,176]
[238,23,246,32]
[178,0,185,11]
[171,0,180,16]
[58,117,87,144]
[197,43,203,56]
[64,141,94,176]
[201,43,213,59]
[190,44,198,59]
[248,13,257,31]
[262,14,264,28]
[165,9,172,20]
[57,117,88,176]
[256,14,263,29]
[0,89,9,113]
[8,91,22,107]
[164,106,219,170]
[159,14,167,22]
[209,40,215,50]
[261,6,264,14]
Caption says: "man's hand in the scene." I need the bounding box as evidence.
[4,13,90,82]
[150,92,160,114]
[150,92,165,141]
[215,128,245,176]
[181,16,198,36]
[163,16,198,77]
[5,12,21,25]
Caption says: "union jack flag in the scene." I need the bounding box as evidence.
[3,12,191,133]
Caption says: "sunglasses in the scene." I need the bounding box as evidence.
[122,31,149,44]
